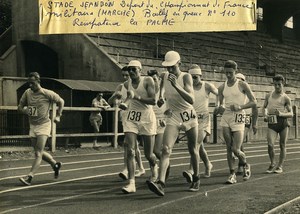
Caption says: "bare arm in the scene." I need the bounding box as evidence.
[56,98,64,116]
[168,73,194,104]
[108,84,124,106]
[214,84,225,115]
[262,93,270,117]
[276,96,293,118]
[240,81,257,110]
[206,82,219,106]
[133,77,156,105]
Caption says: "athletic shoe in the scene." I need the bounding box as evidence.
[243,163,251,181]
[53,162,62,179]
[236,165,244,175]
[119,170,128,180]
[165,164,171,180]
[121,183,136,194]
[274,166,283,174]
[204,163,213,178]
[182,170,193,183]
[147,180,165,196]
[266,165,276,174]
[226,173,237,184]
[135,169,146,177]
[19,175,33,186]
[189,179,200,192]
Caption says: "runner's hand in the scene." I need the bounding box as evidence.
[157,98,165,107]
[54,116,61,123]
[167,73,178,87]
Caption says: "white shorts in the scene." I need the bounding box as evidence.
[123,109,156,135]
[29,120,51,137]
[166,108,198,131]
[220,110,245,132]
[197,113,211,135]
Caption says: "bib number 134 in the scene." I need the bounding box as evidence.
[180,110,196,122]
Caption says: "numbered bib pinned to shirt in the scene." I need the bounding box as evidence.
[180,110,196,123]
[268,115,278,124]
[28,106,38,117]
[234,113,246,124]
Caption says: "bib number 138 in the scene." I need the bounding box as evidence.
[180,110,196,122]
[127,110,142,122]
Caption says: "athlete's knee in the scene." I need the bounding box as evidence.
[34,151,43,158]
[127,148,135,159]
[162,145,172,157]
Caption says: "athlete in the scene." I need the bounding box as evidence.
[182,64,218,182]
[262,74,293,174]
[108,66,145,180]
[147,51,200,196]
[214,60,257,184]
[118,60,157,193]
[235,73,258,174]
[18,72,64,186]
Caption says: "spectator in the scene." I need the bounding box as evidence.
[89,92,110,148]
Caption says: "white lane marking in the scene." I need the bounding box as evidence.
[264,196,300,214]
[133,167,300,214]
[2,158,300,214]
[0,186,120,214]
[2,144,299,173]
[1,149,300,182]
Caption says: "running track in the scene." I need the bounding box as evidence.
[1,140,300,214]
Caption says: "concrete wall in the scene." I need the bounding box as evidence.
[0,46,17,77]
[0,77,27,106]
[11,0,123,82]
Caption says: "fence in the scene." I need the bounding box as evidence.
[0,105,299,151]
[0,104,121,152]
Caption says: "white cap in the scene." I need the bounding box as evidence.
[236,73,245,81]
[162,51,181,67]
[128,60,142,69]
[188,64,202,75]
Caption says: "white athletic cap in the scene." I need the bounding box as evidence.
[128,60,142,69]
[188,64,202,75]
[236,73,245,81]
[162,51,181,67]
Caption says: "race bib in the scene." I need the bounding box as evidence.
[234,113,245,124]
[179,110,196,123]
[28,106,38,117]
[158,119,166,128]
[197,114,204,120]
[127,110,142,122]
[245,115,251,125]
[268,115,278,124]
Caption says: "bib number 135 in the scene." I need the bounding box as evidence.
[180,110,196,122]
[235,113,245,124]
[127,110,142,122]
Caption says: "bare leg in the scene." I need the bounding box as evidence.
[267,128,278,167]
[278,127,289,167]
[159,125,179,183]
[28,136,48,177]
[135,140,144,171]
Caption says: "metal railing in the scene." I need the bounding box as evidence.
[0,104,121,152]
